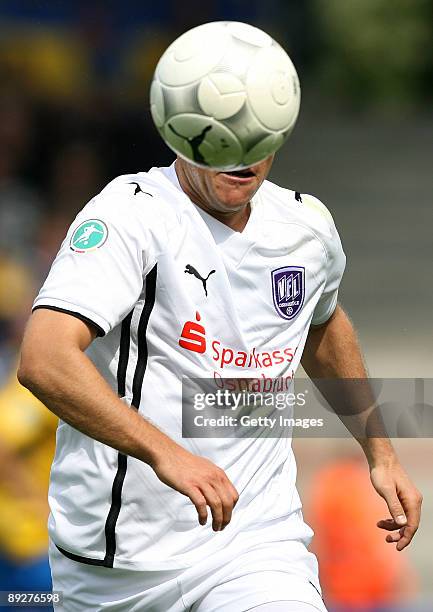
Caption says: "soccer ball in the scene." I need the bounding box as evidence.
[150,21,301,171]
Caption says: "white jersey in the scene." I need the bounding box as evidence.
[33,163,345,572]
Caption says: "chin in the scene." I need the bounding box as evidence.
[214,185,256,209]
[217,195,251,211]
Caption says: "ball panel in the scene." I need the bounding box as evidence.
[157,23,228,87]
[243,133,284,166]
[227,22,272,48]
[270,72,291,105]
[149,80,165,127]
[163,114,243,169]
[246,45,300,131]
[197,73,246,120]
[160,82,199,118]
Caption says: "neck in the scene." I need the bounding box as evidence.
[174,159,251,232]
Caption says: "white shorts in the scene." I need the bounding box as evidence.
[49,538,327,612]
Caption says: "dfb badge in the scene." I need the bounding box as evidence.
[271,266,305,321]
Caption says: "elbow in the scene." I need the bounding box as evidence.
[17,360,33,390]
[17,355,45,393]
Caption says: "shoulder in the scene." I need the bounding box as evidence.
[298,192,334,225]
[260,179,339,243]
[72,167,181,233]
[94,168,172,212]
[99,167,177,201]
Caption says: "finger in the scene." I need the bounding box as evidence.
[378,486,407,526]
[212,486,232,529]
[229,482,239,507]
[188,488,208,526]
[211,482,235,529]
[377,518,401,531]
[201,484,223,531]
[396,524,418,551]
[386,532,402,543]
[213,471,239,527]
[396,489,422,550]
[215,469,239,506]
[383,523,417,551]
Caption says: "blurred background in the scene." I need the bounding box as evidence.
[0,1,431,610]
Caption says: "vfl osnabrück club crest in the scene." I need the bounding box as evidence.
[271,266,305,320]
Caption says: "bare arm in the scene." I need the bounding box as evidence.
[18,309,238,531]
[301,304,422,550]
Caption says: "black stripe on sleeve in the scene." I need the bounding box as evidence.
[116,310,133,398]
[103,263,158,568]
[100,309,134,567]
[32,305,106,337]
[132,264,157,408]
[103,452,128,567]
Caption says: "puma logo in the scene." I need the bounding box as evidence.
[168,124,213,165]
[129,182,153,197]
[184,264,215,297]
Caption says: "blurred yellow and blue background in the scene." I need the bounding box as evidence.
[0,1,431,610]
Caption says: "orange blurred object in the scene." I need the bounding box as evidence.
[307,457,417,607]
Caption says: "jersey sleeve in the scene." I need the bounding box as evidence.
[304,194,346,326]
[33,191,154,335]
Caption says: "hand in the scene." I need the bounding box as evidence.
[370,459,422,550]
[151,443,239,531]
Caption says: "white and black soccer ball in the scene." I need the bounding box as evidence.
[150,21,301,171]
